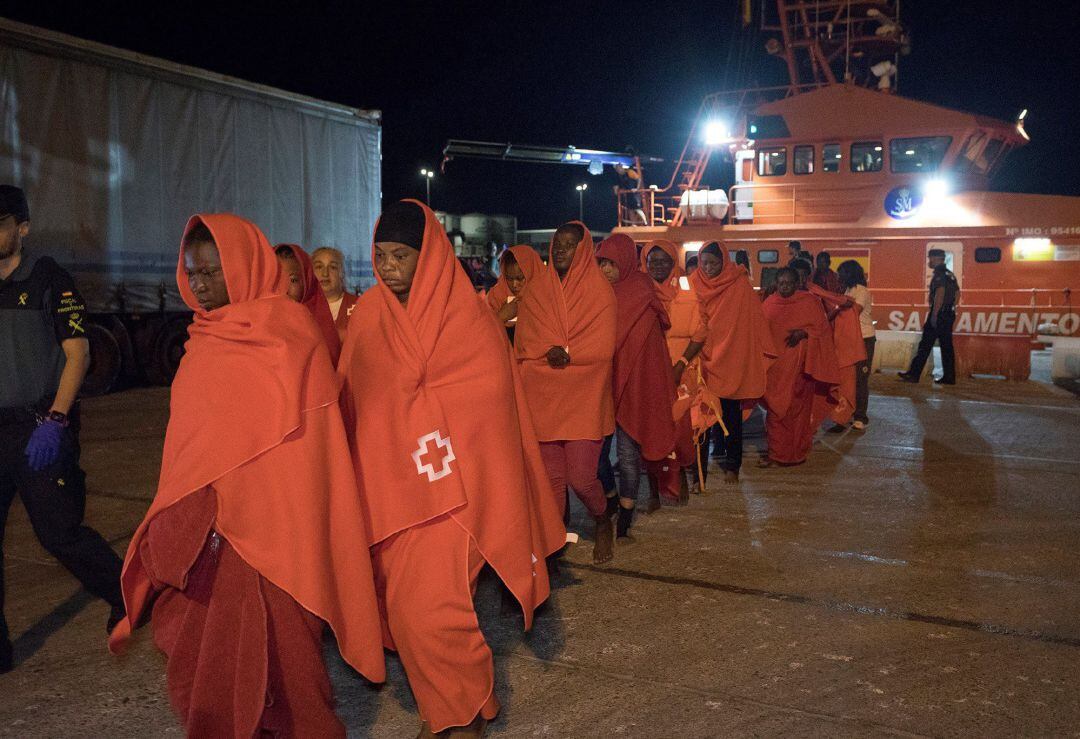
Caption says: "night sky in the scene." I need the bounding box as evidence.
[2,0,1077,231]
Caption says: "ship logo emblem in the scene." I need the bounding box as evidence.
[884,186,923,220]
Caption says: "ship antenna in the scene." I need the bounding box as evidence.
[844,0,853,82]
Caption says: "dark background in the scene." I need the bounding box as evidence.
[3,0,1077,230]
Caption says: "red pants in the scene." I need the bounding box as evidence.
[372,515,500,732]
[538,439,607,517]
[765,374,817,465]
[150,533,342,738]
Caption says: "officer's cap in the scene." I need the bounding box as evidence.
[0,185,29,223]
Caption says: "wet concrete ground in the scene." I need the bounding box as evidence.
[1,375,1078,737]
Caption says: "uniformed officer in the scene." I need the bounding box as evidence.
[0,185,124,673]
[899,248,960,385]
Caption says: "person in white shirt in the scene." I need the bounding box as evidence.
[837,260,874,430]
[311,246,358,342]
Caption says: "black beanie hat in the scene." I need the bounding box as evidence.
[374,200,425,250]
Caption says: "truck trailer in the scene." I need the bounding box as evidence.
[1,17,381,393]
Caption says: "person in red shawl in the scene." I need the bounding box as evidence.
[759,267,841,467]
[811,251,845,295]
[339,201,566,738]
[681,242,776,483]
[794,257,868,433]
[276,243,343,365]
[109,214,386,737]
[639,239,708,498]
[312,246,359,344]
[484,245,531,343]
[595,234,678,536]
[515,222,618,564]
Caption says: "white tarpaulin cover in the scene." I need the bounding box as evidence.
[1,19,381,311]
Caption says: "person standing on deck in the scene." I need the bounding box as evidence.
[899,249,959,385]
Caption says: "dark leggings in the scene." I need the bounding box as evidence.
[854,337,876,423]
[697,399,744,481]
[598,434,616,495]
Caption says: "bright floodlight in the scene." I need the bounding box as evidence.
[420,168,433,178]
[703,120,731,146]
[1016,109,1031,141]
[576,184,588,192]
[924,178,949,200]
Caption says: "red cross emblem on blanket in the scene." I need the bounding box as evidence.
[412,430,456,482]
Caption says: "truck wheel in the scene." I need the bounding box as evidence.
[151,317,192,385]
[82,322,122,396]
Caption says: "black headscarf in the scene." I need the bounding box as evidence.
[374,200,425,250]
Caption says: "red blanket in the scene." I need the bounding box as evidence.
[597,234,676,461]
[112,214,385,684]
[339,200,566,627]
[809,283,867,426]
[690,248,776,400]
[762,291,840,463]
[516,223,617,442]
[278,243,342,365]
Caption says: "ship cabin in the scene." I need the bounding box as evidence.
[723,84,1028,226]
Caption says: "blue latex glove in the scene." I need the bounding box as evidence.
[25,419,65,472]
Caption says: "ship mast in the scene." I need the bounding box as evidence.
[764,0,908,92]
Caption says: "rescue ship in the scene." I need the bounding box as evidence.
[612,0,1079,380]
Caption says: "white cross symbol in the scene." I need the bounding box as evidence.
[412,430,456,482]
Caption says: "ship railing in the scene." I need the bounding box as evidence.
[873,288,1075,310]
[726,182,887,225]
[616,181,885,227]
[614,83,821,228]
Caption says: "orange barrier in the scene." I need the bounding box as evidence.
[953,335,1032,380]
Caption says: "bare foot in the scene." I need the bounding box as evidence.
[593,514,615,564]
[723,470,739,485]
[757,456,775,468]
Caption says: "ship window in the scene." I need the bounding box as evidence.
[822,143,841,173]
[757,148,787,176]
[746,114,791,139]
[974,247,1002,263]
[851,142,884,172]
[955,135,1005,175]
[757,249,779,264]
[794,145,815,175]
[890,136,952,173]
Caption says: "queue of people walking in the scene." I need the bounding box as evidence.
[3,185,967,736]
